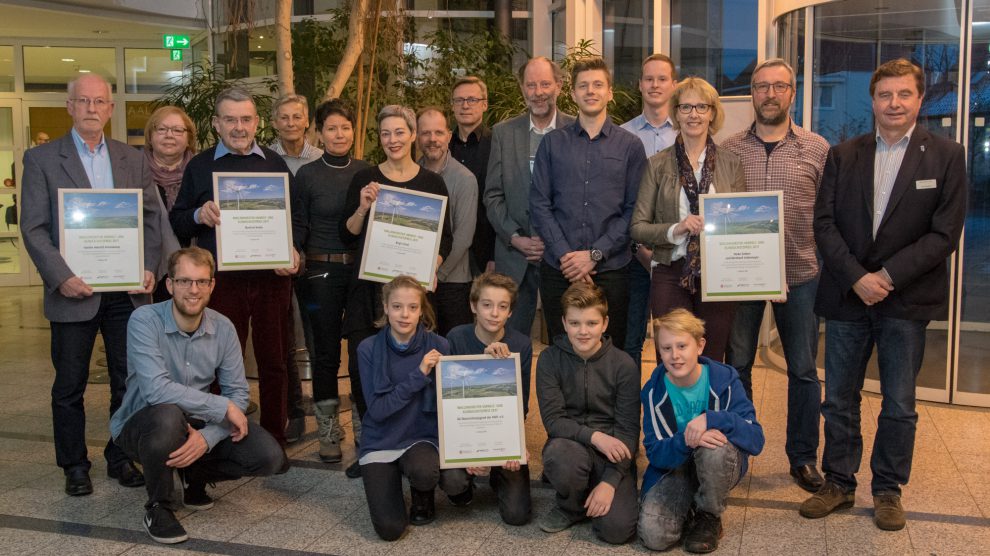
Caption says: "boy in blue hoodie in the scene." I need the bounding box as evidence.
[639,309,764,554]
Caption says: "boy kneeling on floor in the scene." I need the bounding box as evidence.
[536,281,640,544]
[639,309,765,553]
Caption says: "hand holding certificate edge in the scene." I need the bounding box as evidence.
[198,200,221,227]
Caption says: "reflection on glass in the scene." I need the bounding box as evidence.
[0,46,13,92]
[0,238,21,274]
[776,10,805,126]
[126,102,154,148]
[957,0,990,396]
[28,106,100,149]
[670,0,758,96]
[23,46,116,92]
[124,49,183,94]
[603,0,653,88]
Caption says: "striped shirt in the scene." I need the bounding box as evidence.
[721,122,830,286]
[873,126,914,237]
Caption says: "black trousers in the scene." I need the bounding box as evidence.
[429,281,473,337]
[50,292,133,474]
[441,465,532,525]
[115,404,286,510]
[539,261,630,351]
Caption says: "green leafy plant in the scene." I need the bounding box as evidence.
[555,39,640,124]
[152,62,279,150]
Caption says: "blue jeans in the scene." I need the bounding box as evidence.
[624,261,651,368]
[506,263,540,337]
[726,278,820,467]
[821,313,927,495]
[638,443,742,551]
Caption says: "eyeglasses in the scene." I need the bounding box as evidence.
[154,125,188,136]
[170,278,213,288]
[676,103,713,114]
[451,97,486,107]
[70,97,110,108]
[752,82,792,94]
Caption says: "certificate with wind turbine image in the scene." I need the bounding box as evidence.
[435,354,527,469]
[212,173,294,271]
[699,191,786,302]
[58,189,144,292]
[359,185,447,291]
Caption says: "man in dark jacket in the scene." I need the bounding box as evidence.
[535,281,640,544]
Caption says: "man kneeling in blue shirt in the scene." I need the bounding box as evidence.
[110,247,286,544]
[639,309,764,553]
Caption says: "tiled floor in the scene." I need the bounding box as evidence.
[1,285,990,555]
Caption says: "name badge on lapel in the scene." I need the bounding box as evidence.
[916,179,937,190]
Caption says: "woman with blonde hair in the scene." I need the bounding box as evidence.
[630,77,746,361]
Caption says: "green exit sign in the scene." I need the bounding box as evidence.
[163,34,191,49]
[170,49,183,61]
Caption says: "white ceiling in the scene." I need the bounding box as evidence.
[0,1,204,42]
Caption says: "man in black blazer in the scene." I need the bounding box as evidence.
[801,59,967,531]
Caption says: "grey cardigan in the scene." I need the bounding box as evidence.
[630,143,746,265]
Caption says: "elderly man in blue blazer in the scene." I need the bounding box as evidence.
[21,73,161,497]
[484,56,574,337]
[803,59,967,531]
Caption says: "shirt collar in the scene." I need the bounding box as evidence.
[745,120,800,143]
[215,140,266,160]
[270,140,320,158]
[529,110,558,134]
[454,125,486,145]
[572,116,615,139]
[634,113,673,131]
[70,127,106,154]
[875,124,916,148]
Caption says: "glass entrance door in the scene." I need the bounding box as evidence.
[0,100,27,286]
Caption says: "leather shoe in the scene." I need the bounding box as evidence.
[873,494,906,531]
[108,461,146,488]
[799,481,855,519]
[790,464,824,493]
[65,468,93,496]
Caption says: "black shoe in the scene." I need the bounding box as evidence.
[275,452,291,475]
[177,470,214,511]
[345,460,361,479]
[683,510,723,554]
[409,488,436,526]
[65,468,93,496]
[108,461,146,488]
[447,480,474,507]
[143,503,188,544]
[790,464,825,493]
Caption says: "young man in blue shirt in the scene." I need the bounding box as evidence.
[639,309,764,553]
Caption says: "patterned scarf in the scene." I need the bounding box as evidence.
[145,149,193,210]
[674,134,717,293]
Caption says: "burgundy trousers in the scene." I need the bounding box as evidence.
[650,259,736,362]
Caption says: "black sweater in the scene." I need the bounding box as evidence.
[294,154,370,254]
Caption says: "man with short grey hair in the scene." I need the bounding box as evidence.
[21,73,161,496]
[170,87,301,448]
[417,107,478,335]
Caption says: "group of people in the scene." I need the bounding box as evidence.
[18,46,965,551]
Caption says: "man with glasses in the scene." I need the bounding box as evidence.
[485,56,574,337]
[170,87,301,448]
[621,53,678,367]
[450,76,494,274]
[111,247,286,544]
[22,73,161,496]
[721,58,830,494]
[530,56,647,350]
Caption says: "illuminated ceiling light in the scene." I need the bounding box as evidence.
[61,58,75,62]
[78,69,91,73]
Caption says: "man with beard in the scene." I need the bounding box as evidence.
[621,53,678,368]
[530,56,646,349]
[417,107,478,335]
[721,59,830,493]
[111,247,286,544]
[485,56,574,337]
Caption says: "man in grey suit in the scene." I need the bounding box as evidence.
[21,74,160,496]
[484,56,574,336]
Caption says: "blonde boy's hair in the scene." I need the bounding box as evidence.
[652,308,706,343]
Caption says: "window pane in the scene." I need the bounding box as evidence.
[604,0,654,89]
[776,10,806,126]
[126,101,154,148]
[23,46,116,92]
[124,48,184,94]
[670,0,758,96]
[0,46,13,92]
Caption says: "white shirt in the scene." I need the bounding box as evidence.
[667,149,717,261]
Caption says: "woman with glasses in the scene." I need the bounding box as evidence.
[144,106,196,302]
[338,105,453,478]
[630,77,746,361]
[292,99,370,464]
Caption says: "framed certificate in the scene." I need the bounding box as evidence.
[436,354,527,469]
[699,191,786,302]
[213,172,294,271]
[58,189,144,292]
[359,185,447,291]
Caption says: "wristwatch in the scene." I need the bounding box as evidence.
[590,248,603,262]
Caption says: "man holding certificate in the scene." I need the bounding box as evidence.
[21,73,160,497]
[170,87,300,447]
[722,59,830,494]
